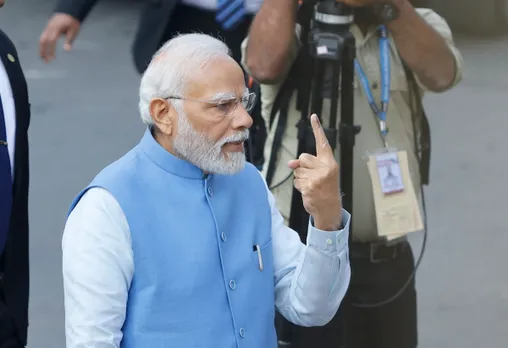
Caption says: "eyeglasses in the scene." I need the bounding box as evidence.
[166,92,257,117]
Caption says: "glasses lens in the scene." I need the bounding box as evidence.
[243,93,257,112]
[217,99,237,115]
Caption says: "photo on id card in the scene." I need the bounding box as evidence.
[375,151,405,194]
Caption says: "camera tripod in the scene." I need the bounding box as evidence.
[274,1,360,347]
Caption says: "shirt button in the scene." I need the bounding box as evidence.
[229,280,236,290]
[326,239,333,245]
[239,328,245,338]
[207,186,213,197]
[221,232,227,242]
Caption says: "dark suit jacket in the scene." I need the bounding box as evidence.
[56,0,177,74]
[0,30,30,346]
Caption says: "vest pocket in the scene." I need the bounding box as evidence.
[251,238,273,273]
[249,238,275,315]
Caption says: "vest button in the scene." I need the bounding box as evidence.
[221,232,227,242]
[207,186,213,197]
[239,328,245,338]
[229,280,236,290]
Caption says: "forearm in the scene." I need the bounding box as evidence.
[276,210,351,327]
[387,0,457,91]
[245,0,298,83]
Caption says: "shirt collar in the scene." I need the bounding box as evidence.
[350,24,380,47]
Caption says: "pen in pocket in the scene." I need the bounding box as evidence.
[254,244,263,272]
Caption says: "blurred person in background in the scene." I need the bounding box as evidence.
[61,33,351,348]
[0,1,31,348]
[243,0,463,347]
[38,0,267,170]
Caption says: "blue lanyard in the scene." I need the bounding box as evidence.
[354,25,390,137]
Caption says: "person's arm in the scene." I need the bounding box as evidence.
[387,0,462,91]
[55,0,99,22]
[260,172,351,326]
[244,0,299,84]
[39,0,100,61]
[62,187,133,348]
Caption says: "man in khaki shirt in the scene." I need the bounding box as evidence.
[243,0,463,347]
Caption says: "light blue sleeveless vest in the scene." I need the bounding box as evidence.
[68,129,276,348]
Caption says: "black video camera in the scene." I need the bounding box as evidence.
[307,0,354,62]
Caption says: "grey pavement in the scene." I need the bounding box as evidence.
[1,1,507,347]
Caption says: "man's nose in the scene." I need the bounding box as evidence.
[232,106,253,130]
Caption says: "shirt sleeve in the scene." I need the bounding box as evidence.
[260,172,351,327]
[415,8,464,91]
[62,187,134,348]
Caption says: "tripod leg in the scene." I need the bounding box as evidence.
[279,60,350,348]
[338,34,357,216]
[285,33,358,348]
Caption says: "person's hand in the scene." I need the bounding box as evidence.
[39,13,81,63]
[288,114,342,231]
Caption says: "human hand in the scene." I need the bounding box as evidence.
[39,13,81,63]
[288,114,342,231]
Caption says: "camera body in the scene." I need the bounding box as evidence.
[313,1,399,26]
[308,0,354,61]
[315,0,354,20]
[314,0,355,32]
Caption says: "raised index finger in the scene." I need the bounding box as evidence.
[310,114,333,158]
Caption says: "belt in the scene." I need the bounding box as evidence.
[350,240,407,263]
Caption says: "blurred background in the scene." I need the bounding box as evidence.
[1,0,507,347]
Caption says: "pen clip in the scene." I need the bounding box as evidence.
[0,140,7,146]
[255,244,263,272]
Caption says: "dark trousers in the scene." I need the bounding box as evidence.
[161,4,266,168]
[277,241,418,348]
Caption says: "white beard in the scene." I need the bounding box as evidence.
[172,110,249,175]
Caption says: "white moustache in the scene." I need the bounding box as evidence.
[219,130,250,146]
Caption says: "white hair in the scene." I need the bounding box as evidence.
[138,33,232,125]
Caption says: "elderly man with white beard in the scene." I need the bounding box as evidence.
[61,33,351,348]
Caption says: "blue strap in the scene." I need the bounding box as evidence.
[354,25,391,137]
[216,0,246,31]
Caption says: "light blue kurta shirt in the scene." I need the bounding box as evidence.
[62,130,351,348]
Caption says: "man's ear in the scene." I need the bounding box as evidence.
[150,98,175,135]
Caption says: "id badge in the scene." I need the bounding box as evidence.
[366,149,424,238]
[375,151,405,195]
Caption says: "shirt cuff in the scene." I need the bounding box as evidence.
[306,209,350,255]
